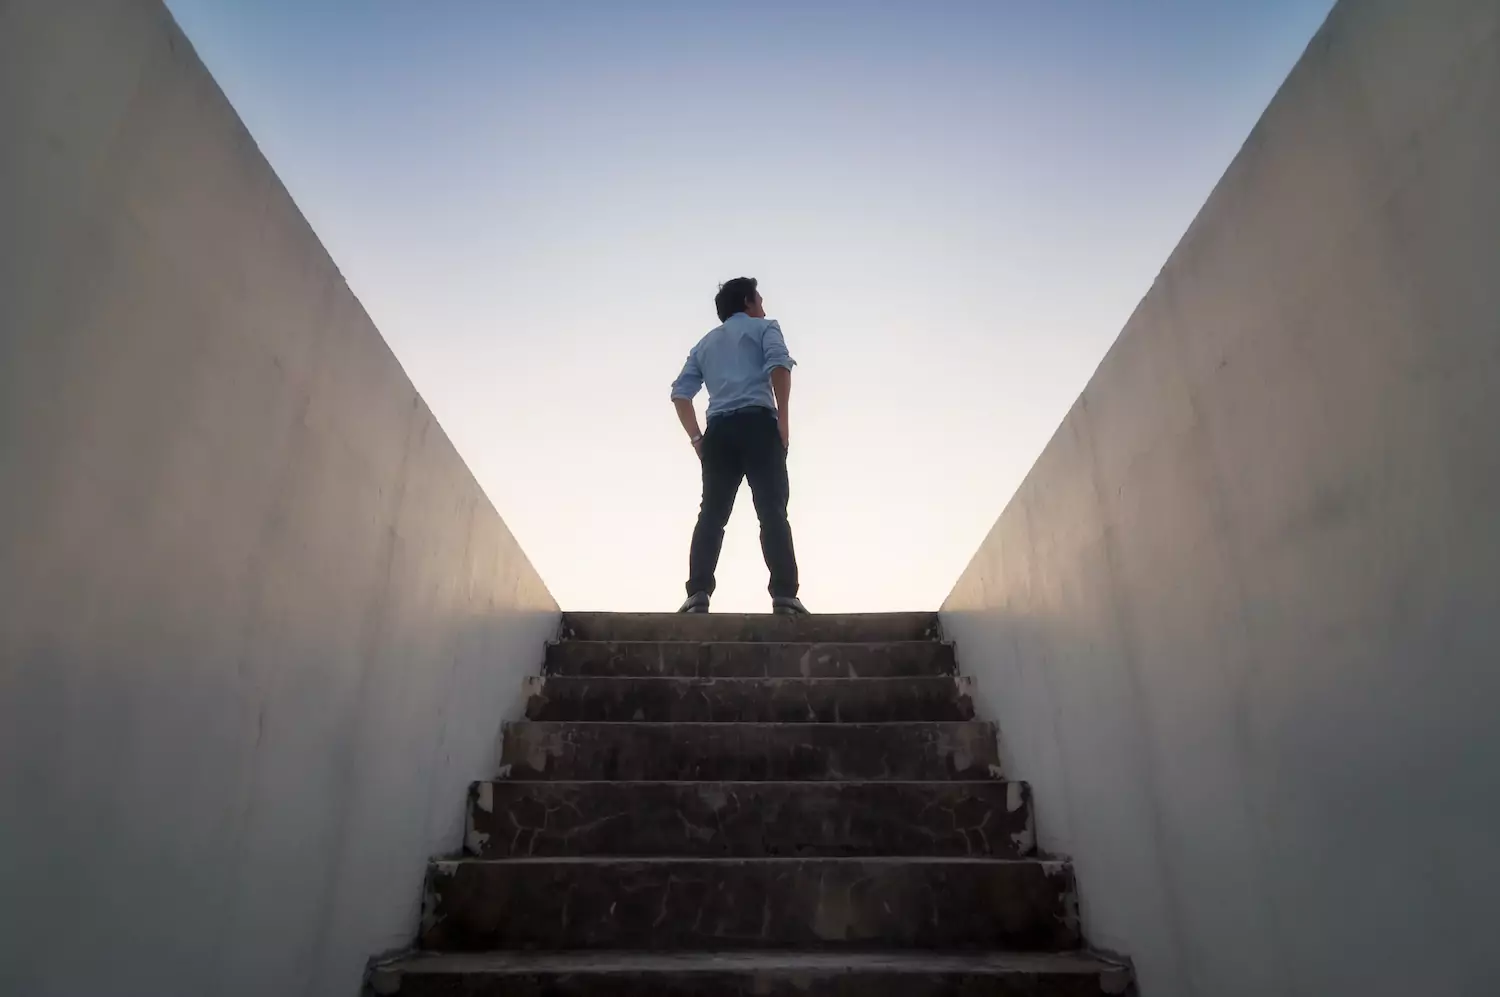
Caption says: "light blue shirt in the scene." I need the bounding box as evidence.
[670,312,797,420]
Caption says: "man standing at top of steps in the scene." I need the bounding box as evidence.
[670,277,809,616]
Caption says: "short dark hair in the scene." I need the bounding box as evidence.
[714,277,758,322]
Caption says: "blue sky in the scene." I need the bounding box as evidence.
[165,0,1335,612]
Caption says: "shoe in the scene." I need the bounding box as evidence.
[771,595,809,616]
[679,592,710,614]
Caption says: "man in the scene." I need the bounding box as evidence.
[670,277,808,615]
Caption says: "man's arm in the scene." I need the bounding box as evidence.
[770,367,791,451]
[670,352,705,455]
[674,397,704,456]
[761,321,796,451]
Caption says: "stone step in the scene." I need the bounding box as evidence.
[466,780,1034,858]
[371,950,1136,996]
[545,640,957,679]
[500,721,1001,781]
[522,676,975,723]
[419,856,1079,952]
[561,612,940,644]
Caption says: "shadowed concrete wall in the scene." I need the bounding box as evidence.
[941,1,1499,995]
[0,2,558,994]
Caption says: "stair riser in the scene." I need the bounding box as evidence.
[561,613,939,643]
[500,722,1002,781]
[544,641,957,679]
[523,677,975,723]
[375,968,1135,996]
[421,859,1079,952]
[467,781,1035,858]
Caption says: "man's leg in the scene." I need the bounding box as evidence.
[744,413,799,599]
[686,424,743,598]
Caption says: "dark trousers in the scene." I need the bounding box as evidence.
[687,407,799,599]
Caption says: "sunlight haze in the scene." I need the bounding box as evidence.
[163,0,1335,612]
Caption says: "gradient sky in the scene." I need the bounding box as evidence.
[163,0,1334,612]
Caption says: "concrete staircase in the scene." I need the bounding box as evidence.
[369,613,1135,995]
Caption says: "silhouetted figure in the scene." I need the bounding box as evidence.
[670,277,807,615]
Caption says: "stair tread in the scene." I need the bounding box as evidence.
[476,777,1017,785]
[558,639,949,647]
[422,854,1078,951]
[561,612,940,643]
[565,613,938,623]
[468,778,1034,858]
[545,640,957,678]
[507,720,988,727]
[468,779,1032,857]
[523,675,976,723]
[530,674,961,682]
[501,720,1001,781]
[378,949,1128,975]
[553,641,950,652]
[437,855,1060,866]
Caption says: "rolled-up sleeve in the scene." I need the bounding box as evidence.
[761,320,796,375]
[670,351,703,400]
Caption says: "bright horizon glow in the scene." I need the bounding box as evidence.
[164,0,1335,613]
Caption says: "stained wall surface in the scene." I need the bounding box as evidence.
[941,1,1500,995]
[0,2,559,994]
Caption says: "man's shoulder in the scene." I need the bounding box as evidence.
[690,322,726,352]
[694,314,780,349]
[732,314,781,335]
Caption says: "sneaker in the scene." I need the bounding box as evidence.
[678,592,710,614]
[771,595,809,616]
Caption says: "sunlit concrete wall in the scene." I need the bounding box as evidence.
[941,1,1500,995]
[0,2,558,994]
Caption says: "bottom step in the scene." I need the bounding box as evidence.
[370,950,1136,996]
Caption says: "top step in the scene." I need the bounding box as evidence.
[562,612,940,644]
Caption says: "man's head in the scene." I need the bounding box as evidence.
[715,277,765,322]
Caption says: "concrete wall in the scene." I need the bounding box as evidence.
[941,1,1500,995]
[0,2,559,994]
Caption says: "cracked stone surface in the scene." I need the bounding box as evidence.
[371,950,1138,996]
[523,676,976,723]
[466,780,1035,858]
[368,611,1133,995]
[561,612,939,643]
[544,640,958,678]
[501,721,1002,780]
[420,857,1079,951]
